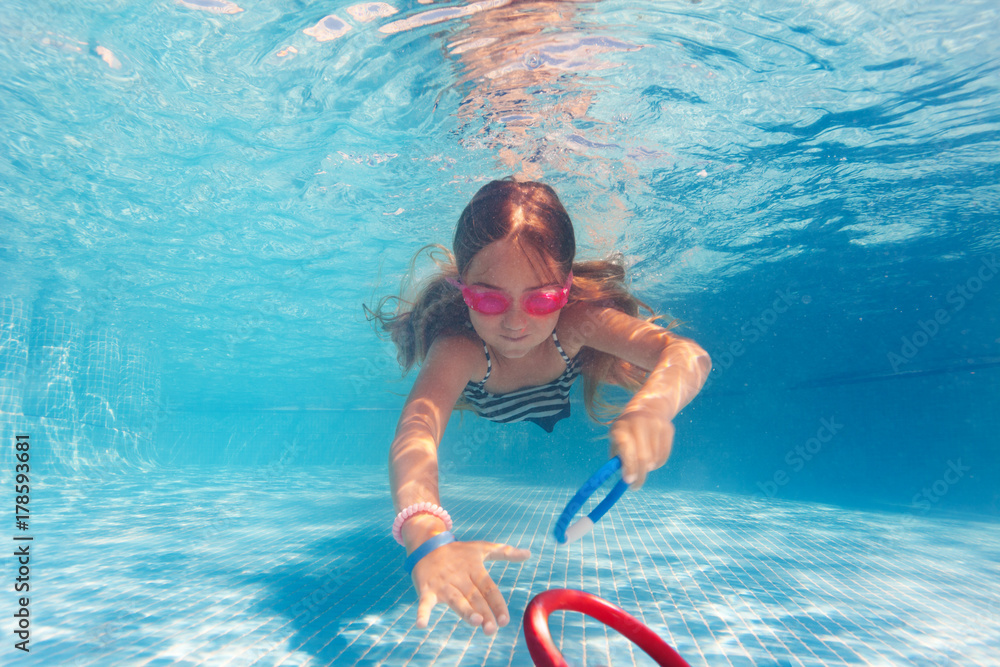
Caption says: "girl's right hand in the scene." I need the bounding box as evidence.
[410,538,532,634]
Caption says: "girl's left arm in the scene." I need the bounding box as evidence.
[562,303,712,488]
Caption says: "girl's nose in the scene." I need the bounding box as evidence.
[502,304,528,330]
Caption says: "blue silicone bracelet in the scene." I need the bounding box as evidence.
[405,531,456,574]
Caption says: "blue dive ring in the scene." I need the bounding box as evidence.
[553,456,630,544]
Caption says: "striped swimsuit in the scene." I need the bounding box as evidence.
[462,331,582,433]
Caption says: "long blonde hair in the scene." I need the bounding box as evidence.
[366,179,669,422]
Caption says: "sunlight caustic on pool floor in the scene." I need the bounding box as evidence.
[17,468,1000,667]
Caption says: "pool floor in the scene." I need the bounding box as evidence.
[9,467,998,666]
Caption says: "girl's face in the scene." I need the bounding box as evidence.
[462,239,566,360]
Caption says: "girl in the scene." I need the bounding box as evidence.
[370,178,711,636]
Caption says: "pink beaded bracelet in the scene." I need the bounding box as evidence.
[392,502,453,546]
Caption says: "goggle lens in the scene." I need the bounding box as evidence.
[523,291,566,315]
[469,292,510,314]
[447,273,572,316]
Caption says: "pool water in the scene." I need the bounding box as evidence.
[1,0,998,665]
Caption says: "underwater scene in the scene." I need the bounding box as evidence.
[1,0,998,664]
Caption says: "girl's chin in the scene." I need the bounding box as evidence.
[492,334,534,357]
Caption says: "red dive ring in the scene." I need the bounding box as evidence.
[523,589,690,667]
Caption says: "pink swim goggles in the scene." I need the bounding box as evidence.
[447,272,573,316]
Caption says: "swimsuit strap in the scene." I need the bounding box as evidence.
[552,331,571,366]
[477,340,492,387]
[476,332,567,388]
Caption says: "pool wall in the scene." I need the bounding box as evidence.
[3,294,996,519]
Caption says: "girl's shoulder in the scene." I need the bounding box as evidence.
[426,332,488,385]
[556,301,607,357]
[557,301,671,359]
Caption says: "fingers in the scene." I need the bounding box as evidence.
[416,590,438,629]
[413,542,530,635]
[461,579,497,634]
[612,428,647,488]
[477,571,510,630]
[484,543,532,563]
[425,576,502,634]
[478,543,530,631]
[445,582,488,631]
[419,582,485,632]
[627,457,648,489]
[612,417,675,489]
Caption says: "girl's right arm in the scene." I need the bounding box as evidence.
[388,335,532,635]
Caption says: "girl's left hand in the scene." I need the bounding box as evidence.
[609,404,675,489]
